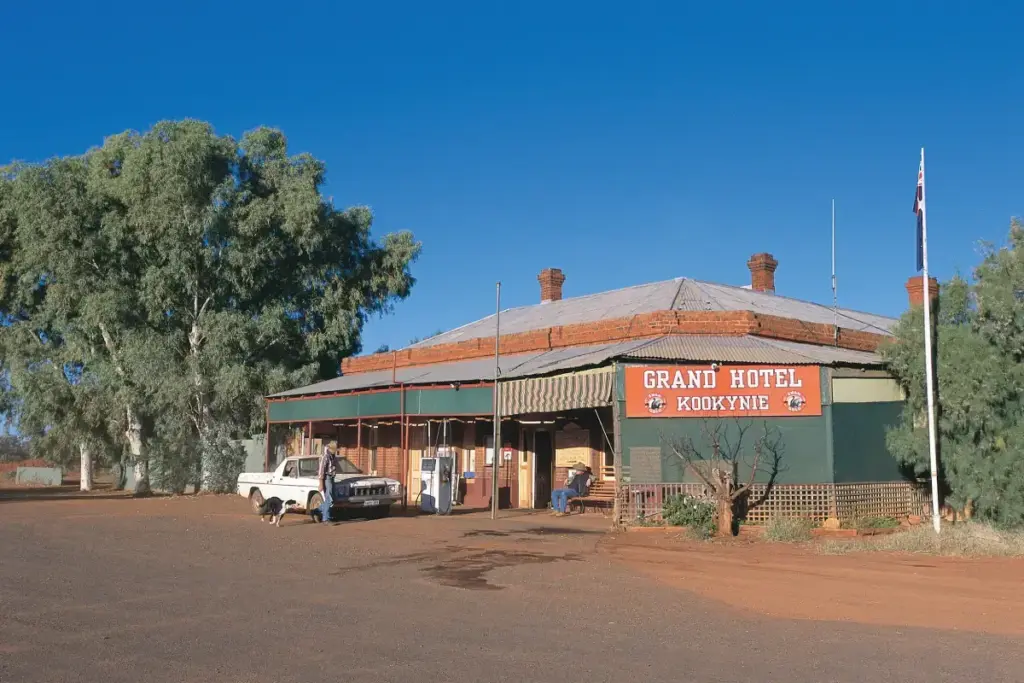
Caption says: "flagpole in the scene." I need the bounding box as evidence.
[919,147,942,534]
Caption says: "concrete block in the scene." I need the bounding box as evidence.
[15,467,63,486]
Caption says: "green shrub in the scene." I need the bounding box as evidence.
[634,515,663,528]
[663,494,717,539]
[859,516,900,529]
[764,516,814,543]
[844,515,901,530]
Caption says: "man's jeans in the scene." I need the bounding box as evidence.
[551,488,578,513]
[320,476,334,523]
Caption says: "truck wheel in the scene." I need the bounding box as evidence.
[249,489,264,514]
[308,492,324,523]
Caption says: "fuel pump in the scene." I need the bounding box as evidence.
[419,419,455,514]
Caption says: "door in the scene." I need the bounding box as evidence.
[407,426,425,506]
[267,458,304,501]
[518,428,532,508]
[533,431,553,509]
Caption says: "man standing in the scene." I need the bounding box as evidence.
[317,445,338,524]
[550,463,593,516]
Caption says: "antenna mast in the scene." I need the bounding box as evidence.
[832,199,838,345]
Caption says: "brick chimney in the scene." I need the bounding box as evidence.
[538,268,566,303]
[905,275,939,308]
[747,253,778,293]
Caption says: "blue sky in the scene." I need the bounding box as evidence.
[2,1,1019,355]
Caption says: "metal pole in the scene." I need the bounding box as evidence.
[400,384,408,511]
[610,366,624,528]
[919,147,942,534]
[490,282,502,520]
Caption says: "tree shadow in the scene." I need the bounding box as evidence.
[0,483,168,504]
[462,526,602,538]
[661,418,788,535]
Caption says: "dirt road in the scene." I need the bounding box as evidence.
[604,530,1024,636]
[1,490,1021,682]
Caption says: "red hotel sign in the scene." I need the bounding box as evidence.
[624,365,822,418]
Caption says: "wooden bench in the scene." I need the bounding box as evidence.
[569,479,615,515]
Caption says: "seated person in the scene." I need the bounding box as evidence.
[550,464,594,515]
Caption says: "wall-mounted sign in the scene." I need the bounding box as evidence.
[624,365,821,418]
[555,429,591,468]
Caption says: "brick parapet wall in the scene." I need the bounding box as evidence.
[341,310,886,375]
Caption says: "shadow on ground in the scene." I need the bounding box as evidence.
[462,526,603,538]
[329,542,583,591]
[0,484,161,504]
[422,549,582,590]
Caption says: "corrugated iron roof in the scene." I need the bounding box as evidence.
[270,340,650,397]
[408,277,896,350]
[622,335,883,366]
[271,335,883,398]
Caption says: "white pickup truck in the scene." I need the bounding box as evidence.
[237,455,403,522]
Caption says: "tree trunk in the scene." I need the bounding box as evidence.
[79,443,93,492]
[133,458,150,495]
[195,421,214,493]
[112,457,127,490]
[189,320,213,493]
[126,404,150,496]
[98,325,149,495]
[716,496,734,537]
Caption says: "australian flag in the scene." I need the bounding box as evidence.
[913,158,925,272]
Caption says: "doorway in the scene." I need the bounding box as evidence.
[533,431,553,509]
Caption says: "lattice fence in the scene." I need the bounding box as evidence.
[835,482,931,521]
[621,482,711,523]
[617,481,930,526]
[740,483,834,525]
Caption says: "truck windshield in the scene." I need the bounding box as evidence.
[294,456,366,479]
[296,456,364,478]
[335,457,362,474]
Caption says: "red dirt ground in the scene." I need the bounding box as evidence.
[601,529,1024,637]
[5,482,1024,638]
[3,486,1024,682]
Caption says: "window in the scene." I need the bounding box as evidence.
[463,447,475,475]
[282,461,298,478]
[298,458,319,478]
[481,436,493,466]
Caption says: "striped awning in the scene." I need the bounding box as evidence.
[499,367,614,415]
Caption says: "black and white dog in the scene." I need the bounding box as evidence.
[257,497,299,526]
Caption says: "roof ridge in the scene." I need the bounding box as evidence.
[692,278,898,323]
[404,276,686,350]
[399,271,897,355]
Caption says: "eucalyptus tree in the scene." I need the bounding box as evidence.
[2,321,118,490]
[85,121,420,491]
[0,157,153,491]
[1,121,419,493]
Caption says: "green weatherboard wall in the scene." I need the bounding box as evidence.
[619,415,830,484]
[830,401,906,483]
[268,386,492,422]
[613,363,909,485]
